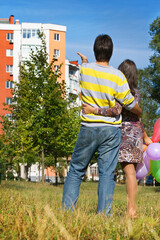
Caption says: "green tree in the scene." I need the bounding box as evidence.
[137,17,160,136]
[148,17,160,102]
[46,105,80,185]
[138,69,159,136]
[58,107,80,160]
[0,116,20,179]
[0,31,81,184]
[0,111,38,181]
[0,138,8,183]
[12,31,71,183]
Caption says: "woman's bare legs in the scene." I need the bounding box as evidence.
[120,162,138,217]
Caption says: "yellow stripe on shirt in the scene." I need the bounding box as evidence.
[122,96,135,105]
[80,67,127,86]
[81,115,122,125]
[81,95,115,107]
[80,81,116,96]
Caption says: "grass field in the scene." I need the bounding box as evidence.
[0,181,160,240]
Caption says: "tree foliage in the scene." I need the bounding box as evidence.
[148,17,160,102]
[138,69,159,136]
[0,31,80,183]
[137,17,160,136]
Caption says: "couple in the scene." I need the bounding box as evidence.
[62,34,152,217]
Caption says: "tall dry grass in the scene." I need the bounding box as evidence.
[0,181,160,240]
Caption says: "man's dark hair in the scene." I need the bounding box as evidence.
[93,34,113,62]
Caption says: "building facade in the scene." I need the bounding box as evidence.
[0,15,66,120]
[65,59,81,107]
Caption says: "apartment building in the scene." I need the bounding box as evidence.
[0,15,66,119]
[65,59,81,107]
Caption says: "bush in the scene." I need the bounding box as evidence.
[6,171,14,180]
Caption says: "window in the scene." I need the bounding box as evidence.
[54,33,60,41]
[54,65,60,75]
[23,29,31,38]
[22,29,40,39]
[54,65,59,71]
[32,29,36,38]
[6,65,13,73]
[7,33,13,40]
[6,49,13,57]
[90,166,98,175]
[6,97,12,105]
[54,49,60,58]
[22,44,41,59]
[6,81,13,89]
[6,114,12,121]
[27,29,31,38]
[23,29,26,38]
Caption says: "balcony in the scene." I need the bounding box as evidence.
[69,74,78,81]
[69,79,79,95]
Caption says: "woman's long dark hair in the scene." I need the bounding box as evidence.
[118,59,138,96]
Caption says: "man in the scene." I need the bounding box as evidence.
[62,34,142,215]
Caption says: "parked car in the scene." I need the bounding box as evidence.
[138,175,160,186]
[145,175,153,186]
[46,178,53,184]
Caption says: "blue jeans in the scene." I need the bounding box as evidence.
[62,125,121,215]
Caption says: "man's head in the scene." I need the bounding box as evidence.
[93,34,113,63]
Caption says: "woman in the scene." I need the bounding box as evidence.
[78,53,152,218]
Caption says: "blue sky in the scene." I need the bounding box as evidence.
[1,0,160,69]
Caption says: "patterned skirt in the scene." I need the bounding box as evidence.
[118,122,143,163]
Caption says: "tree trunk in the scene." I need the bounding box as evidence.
[55,155,58,186]
[0,163,2,184]
[23,157,27,180]
[42,145,45,183]
[38,163,40,182]
[22,143,27,180]
[144,177,146,186]
[153,177,155,187]
[66,155,68,175]
[25,164,29,181]
[17,164,21,181]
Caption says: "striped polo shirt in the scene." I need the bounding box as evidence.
[80,62,135,127]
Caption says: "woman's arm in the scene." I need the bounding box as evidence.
[143,129,153,145]
[138,120,152,145]
[82,101,122,117]
[129,103,142,118]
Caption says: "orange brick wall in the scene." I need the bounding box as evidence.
[0,30,13,117]
[0,26,66,131]
[45,167,59,177]
[49,30,65,83]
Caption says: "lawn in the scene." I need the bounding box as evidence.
[0,181,159,240]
